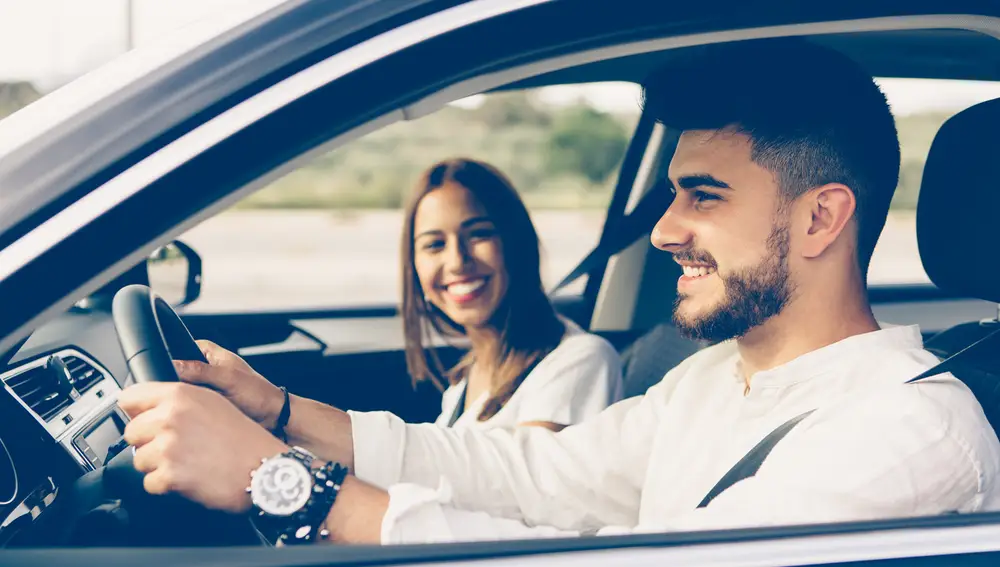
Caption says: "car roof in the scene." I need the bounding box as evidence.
[504,29,1000,90]
[4,10,997,168]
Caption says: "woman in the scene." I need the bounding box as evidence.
[401,158,622,430]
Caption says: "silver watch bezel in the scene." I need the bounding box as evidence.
[249,453,314,517]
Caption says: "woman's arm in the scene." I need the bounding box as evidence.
[511,332,623,429]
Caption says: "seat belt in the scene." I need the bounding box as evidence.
[696,409,815,508]
[697,325,1000,508]
[550,178,674,294]
[904,325,1000,384]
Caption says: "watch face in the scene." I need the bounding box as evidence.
[250,456,312,517]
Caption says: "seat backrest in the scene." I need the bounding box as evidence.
[916,97,1000,436]
[618,323,704,399]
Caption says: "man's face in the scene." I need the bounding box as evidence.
[652,130,795,342]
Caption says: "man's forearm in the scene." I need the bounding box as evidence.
[321,478,587,545]
[284,395,356,470]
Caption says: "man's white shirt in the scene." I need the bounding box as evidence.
[349,325,1000,543]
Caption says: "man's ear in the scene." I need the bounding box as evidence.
[799,183,857,259]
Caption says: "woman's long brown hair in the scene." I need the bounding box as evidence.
[401,158,566,421]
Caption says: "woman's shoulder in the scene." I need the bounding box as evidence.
[549,316,621,365]
[514,316,622,392]
[505,316,623,419]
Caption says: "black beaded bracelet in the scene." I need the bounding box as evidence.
[273,386,291,442]
[276,461,349,545]
[315,461,350,542]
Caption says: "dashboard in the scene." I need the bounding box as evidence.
[0,308,130,547]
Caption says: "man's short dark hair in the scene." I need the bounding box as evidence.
[641,37,900,272]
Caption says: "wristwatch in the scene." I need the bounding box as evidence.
[247,446,348,545]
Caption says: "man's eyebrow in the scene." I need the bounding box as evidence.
[675,174,732,190]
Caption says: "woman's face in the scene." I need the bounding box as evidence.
[413,181,508,330]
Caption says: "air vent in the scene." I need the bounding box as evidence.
[3,361,73,422]
[63,355,103,394]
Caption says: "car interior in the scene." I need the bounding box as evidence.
[4,13,1000,556]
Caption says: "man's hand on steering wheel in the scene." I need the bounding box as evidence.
[106,286,364,543]
[173,340,286,430]
[118,382,289,514]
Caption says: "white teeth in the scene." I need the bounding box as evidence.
[683,266,715,278]
[447,279,486,295]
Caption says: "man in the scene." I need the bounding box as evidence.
[118,37,1000,545]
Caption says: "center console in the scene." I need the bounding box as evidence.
[71,409,129,470]
[0,349,124,544]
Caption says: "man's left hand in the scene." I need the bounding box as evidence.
[118,382,289,513]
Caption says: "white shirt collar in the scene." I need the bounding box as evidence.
[733,324,925,391]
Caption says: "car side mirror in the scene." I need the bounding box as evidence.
[146,240,202,308]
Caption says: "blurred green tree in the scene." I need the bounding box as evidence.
[546,104,629,185]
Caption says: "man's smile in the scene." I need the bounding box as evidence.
[675,259,718,290]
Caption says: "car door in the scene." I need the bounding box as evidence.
[7,0,1000,565]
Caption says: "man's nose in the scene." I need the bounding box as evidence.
[650,202,694,252]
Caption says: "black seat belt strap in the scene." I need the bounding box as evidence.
[905,326,1000,384]
[697,325,1000,508]
[696,409,815,508]
[446,385,468,427]
[550,179,673,294]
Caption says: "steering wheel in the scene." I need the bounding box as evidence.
[58,285,265,547]
[113,284,209,382]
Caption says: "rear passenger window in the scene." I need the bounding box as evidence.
[868,78,1000,287]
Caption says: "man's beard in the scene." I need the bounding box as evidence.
[672,224,794,343]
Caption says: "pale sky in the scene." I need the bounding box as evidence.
[0,0,280,88]
[4,0,1000,116]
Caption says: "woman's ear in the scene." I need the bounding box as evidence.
[800,183,857,259]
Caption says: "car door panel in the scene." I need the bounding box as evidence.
[181,310,445,423]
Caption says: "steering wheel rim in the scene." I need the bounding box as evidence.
[83,284,267,547]
[112,284,207,383]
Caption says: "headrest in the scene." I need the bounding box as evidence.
[917,98,1000,303]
